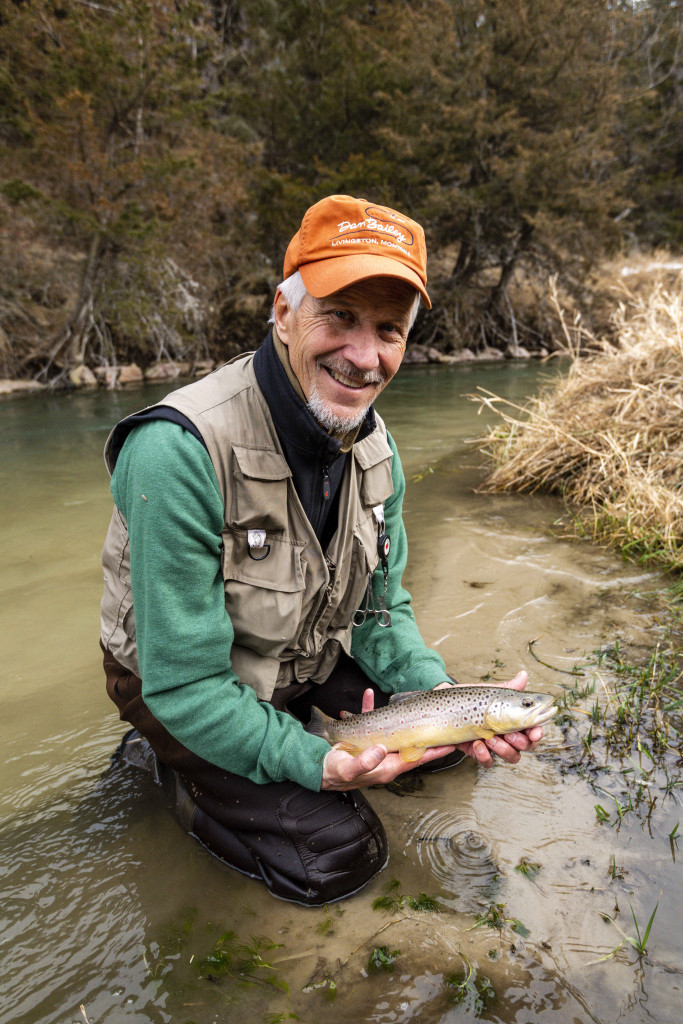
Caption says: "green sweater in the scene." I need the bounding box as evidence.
[111,419,449,791]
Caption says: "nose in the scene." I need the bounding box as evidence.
[343,321,381,371]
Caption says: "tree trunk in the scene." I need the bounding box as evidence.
[35,233,107,380]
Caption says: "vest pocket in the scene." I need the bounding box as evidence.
[230,445,292,532]
[222,528,306,657]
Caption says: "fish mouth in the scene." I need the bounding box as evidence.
[523,702,558,728]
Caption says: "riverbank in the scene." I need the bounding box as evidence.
[474,272,683,577]
[0,330,549,397]
[0,357,217,396]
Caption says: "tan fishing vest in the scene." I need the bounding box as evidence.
[100,353,395,701]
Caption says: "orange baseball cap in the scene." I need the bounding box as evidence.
[283,195,431,308]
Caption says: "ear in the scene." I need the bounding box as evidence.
[273,288,294,347]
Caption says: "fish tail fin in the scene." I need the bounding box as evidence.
[307,706,334,742]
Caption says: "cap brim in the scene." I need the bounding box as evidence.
[299,254,431,309]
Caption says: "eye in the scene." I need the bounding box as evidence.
[521,698,534,708]
[379,322,403,337]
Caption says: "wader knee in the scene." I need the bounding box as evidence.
[114,732,388,906]
[185,777,389,907]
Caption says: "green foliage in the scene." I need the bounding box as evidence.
[514,858,541,880]
[0,178,42,204]
[474,901,530,938]
[367,945,401,973]
[0,0,680,378]
[445,960,496,1016]
[194,930,288,993]
[372,877,441,913]
[591,890,662,963]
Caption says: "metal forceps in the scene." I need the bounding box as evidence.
[352,572,392,628]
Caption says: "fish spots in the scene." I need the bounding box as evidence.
[323,685,555,752]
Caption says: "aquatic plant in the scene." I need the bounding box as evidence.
[444,955,496,1015]
[625,894,662,955]
[473,902,530,938]
[554,637,682,833]
[367,945,401,973]
[372,877,440,913]
[194,931,288,992]
[590,891,662,963]
[514,858,541,880]
[314,904,343,936]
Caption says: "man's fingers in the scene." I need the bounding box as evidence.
[322,741,458,790]
[470,739,495,766]
[361,688,376,714]
[500,670,528,691]
[353,744,387,775]
[503,726,543,751]
[457,723,543,766]
[485,734,521,763]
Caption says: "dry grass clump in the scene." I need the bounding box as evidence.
[474,279,683,572]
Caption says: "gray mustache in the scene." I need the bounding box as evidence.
[318,357,385,386]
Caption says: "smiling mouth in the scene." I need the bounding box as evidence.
[324,366,371,390]
[322,364,383,391]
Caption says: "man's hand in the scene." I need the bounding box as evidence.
[321,741,456,791]
[320,669,542,789]
[322,682,454,789]
[435,670,543,767]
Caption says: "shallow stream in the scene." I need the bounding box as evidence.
[1,361,681,1024]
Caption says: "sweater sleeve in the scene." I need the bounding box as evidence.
[110,419,331,789]
[350,431,450,693]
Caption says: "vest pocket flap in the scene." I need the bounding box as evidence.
[231,446,291,531]
[353,429,393,471]
[232,445,292,481]
[359,454,394,508]
[353,431,395,507]
[222,529,305,593]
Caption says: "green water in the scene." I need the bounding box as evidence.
[1,362,681,1024]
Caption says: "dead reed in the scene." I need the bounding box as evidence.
[473,279,683,572]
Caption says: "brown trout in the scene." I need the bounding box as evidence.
[307,686,557,762]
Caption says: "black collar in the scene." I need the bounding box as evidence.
[253,331,376,458]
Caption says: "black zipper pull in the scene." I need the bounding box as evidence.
[322,466,330,501]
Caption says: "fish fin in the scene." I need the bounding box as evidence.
[388,690,425,704]
[398,746,426,762]
[338,709,354,719]
[307,706,334,741]
[473,727,495,739]
[337,740,363,756]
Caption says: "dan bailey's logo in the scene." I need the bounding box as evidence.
[330,205,415,248]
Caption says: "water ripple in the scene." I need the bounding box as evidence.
[407,808,500,909]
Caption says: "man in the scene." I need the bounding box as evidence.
[100,195,542,906]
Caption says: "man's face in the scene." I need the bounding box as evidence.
[274,277,416,432]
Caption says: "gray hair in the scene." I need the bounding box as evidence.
[269,269,422,328]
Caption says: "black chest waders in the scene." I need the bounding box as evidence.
[103,644,464,905]
[103,644,387,905]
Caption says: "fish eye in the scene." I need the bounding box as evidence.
[521,698,534,708]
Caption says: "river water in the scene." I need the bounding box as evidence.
[1,362,681,1024]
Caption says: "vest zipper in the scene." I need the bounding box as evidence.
[303,557,336,655]
[322,465,331,502]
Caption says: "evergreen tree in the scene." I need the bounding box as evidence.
[0,0,248,378]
